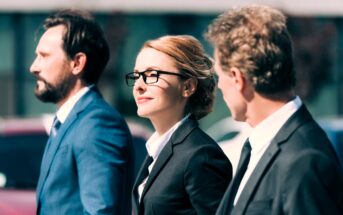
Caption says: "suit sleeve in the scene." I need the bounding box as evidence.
[73,107,133,215]
[184,145,232,215]
[282,150,343,215]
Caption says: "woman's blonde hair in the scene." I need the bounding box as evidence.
[143,35,216,119]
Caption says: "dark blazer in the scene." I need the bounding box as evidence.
[36,87,134,215]
[216,105,343,215]
[132,117,232,215]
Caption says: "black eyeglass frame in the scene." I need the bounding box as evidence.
[125,70,189,86]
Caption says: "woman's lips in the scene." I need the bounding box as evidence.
[136,97,153,104]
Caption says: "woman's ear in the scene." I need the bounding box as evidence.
[182,78,197,98]
[71,52,87,76]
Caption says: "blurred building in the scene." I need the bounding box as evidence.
[0,0,343,129]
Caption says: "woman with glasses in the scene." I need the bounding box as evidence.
[127,35,232,215]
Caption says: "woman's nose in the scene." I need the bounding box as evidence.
[134,75,147,88]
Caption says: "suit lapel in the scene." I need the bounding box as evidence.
[232,105,312,214]
[232,143,280,214]
[36,113,78,198]
[140,140,173,200]
[132,156,155,214]
[36,88,102,200]
[137,117,198,213]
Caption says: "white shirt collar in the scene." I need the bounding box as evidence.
[55,85,93,124]
[249,96,302,154]
[146,114,190,160]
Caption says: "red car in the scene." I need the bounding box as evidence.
[0,117,48,215]
[0,190,37,215]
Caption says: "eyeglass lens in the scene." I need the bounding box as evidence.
[126,70,159,86]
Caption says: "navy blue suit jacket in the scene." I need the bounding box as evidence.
[36,87,134,215]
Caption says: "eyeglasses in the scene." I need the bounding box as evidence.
[125,70,188,86]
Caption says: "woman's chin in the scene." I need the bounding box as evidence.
[137,110,149,118]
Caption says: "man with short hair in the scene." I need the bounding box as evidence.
[206,4,343,214]
[31,9,133,215]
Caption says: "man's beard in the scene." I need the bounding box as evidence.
[34,75,74,104]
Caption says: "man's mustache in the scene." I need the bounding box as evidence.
[35,75,47,83]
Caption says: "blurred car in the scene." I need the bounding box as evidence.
[0,117,48,215]
[0,115,151,215]
[318,117,343,169]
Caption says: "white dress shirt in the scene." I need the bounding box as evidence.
[55,86,92,125]
[138,114,190,202]
[234,96,302,205]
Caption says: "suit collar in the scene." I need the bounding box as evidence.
[132,117,198,214]
[249,96,302,153]
[146,114,191,160]
[271,105,312,145]
[168,116,198,145]
[66,86,102,119]
[231,105,312,214]
[56,86,92,124]
[36,88,102,200]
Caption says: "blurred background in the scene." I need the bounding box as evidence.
[1,0,343,128]
[0,1,343,213]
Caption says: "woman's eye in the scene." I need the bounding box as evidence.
[145,71,158,77]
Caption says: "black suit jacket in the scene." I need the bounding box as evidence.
[216,105,343,215]
[132,117,232,215]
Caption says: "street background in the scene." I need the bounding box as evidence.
[1,0,343,130]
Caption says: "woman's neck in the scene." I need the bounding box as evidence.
[150,113,184,135]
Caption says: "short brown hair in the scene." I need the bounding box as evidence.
[206,5,296,95]
[43,9,109,84]
[143,35,216,119]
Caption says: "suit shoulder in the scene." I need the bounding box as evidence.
[85,97,124,118]
[279,117,335,157]
[186,126,219,146]
[175,127,231,168]
[275,122,342,185]
[72,97,131,141]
